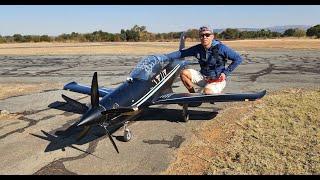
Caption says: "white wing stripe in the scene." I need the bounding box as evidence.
[132,65,180,107]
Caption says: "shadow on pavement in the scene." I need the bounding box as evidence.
[32,104,219,154]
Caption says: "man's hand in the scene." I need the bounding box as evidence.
[220,73,226,81]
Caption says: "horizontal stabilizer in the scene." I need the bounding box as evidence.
[63,81,114,97]
[154,90,267,105]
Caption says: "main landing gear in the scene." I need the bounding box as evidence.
[181,104,189,122]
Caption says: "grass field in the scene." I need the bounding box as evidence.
[164,88,320,175]
[0,38,319,55]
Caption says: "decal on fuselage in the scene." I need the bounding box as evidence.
[152,69,167,85]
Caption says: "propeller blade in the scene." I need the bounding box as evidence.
[62,94,88,113]
[105,130,119,154]
[91,72,99,108]
[76,126,91,141]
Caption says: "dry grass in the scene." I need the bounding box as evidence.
[223,38,320,51]
[0,39,319,55]
[0,42,182,56]
[0,113,21,121]
[164,88,320,175]
[0,83,62,100]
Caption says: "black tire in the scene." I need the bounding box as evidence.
[181,104,189,122]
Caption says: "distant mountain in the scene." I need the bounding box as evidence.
[212,29,225,33]
[265,25,312,33]
[213,28,261,33]
[213,25,313,33]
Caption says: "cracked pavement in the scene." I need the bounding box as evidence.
[0,50,319,174]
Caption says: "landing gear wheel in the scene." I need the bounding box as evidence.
[181,104,189,122]
[123,129,132,142]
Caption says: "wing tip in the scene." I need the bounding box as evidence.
[260,90,267,97]
[63,81,77,90]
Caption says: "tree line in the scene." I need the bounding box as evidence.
[0,24,319,43]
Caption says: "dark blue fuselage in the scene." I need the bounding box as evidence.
[99,59,186,118]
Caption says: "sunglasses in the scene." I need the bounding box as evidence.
[200,33,212,38]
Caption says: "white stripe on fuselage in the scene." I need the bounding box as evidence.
[132,64,180,107]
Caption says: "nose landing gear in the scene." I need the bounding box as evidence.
[123,121,132,142]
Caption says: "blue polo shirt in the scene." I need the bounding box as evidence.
[166,40,243,78]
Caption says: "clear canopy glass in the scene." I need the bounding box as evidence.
[130,55,170,80]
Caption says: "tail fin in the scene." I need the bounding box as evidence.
[179,32,186,51]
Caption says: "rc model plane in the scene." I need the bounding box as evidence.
[61,32,266,153]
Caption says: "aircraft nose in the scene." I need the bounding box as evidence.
[77,106,104,127]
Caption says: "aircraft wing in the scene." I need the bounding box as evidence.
[153,90,266,105]
[63,81,114,97]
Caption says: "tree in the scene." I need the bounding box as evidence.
[155,33,164,41]
[113,33,122,42]
[239,31,254,39]
[83,33,94,42]
[186,29,199,40]
[120,29,126,41]
[306,24,320,38]
[40,35,51,42]
[257,29,272,39]
[271,32,282,38]
[4,36,14,43]
[283,28,295,37]
[124,29,135,41]
[32,35,41,42]
[0,35,6,43]
[13,34,24,42]
[220,28,240,40]
[149,33,156,41]
[23,35,32,42]
[293,29,306,37]
[57,33,70,42]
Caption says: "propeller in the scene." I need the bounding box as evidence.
[61,94,88,113]
[75,72,101,141]
[72,72,120,153]
[105,129,119,153]
[91,72,99,108]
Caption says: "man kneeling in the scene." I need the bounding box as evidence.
[166,26,243,95]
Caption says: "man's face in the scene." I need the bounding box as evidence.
[199,31,214,47]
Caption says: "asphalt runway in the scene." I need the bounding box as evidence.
[0,50,319,174]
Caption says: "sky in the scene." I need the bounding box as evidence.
[0,5,319,36]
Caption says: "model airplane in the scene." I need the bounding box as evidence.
[61,32,266,153]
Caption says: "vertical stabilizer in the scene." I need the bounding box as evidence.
[179,32,186,51]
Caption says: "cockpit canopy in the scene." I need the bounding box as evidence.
[130,55,170,80]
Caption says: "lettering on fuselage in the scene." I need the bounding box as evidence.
[152,69,167,85]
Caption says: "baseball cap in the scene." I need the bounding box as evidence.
[199,26,213,34]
